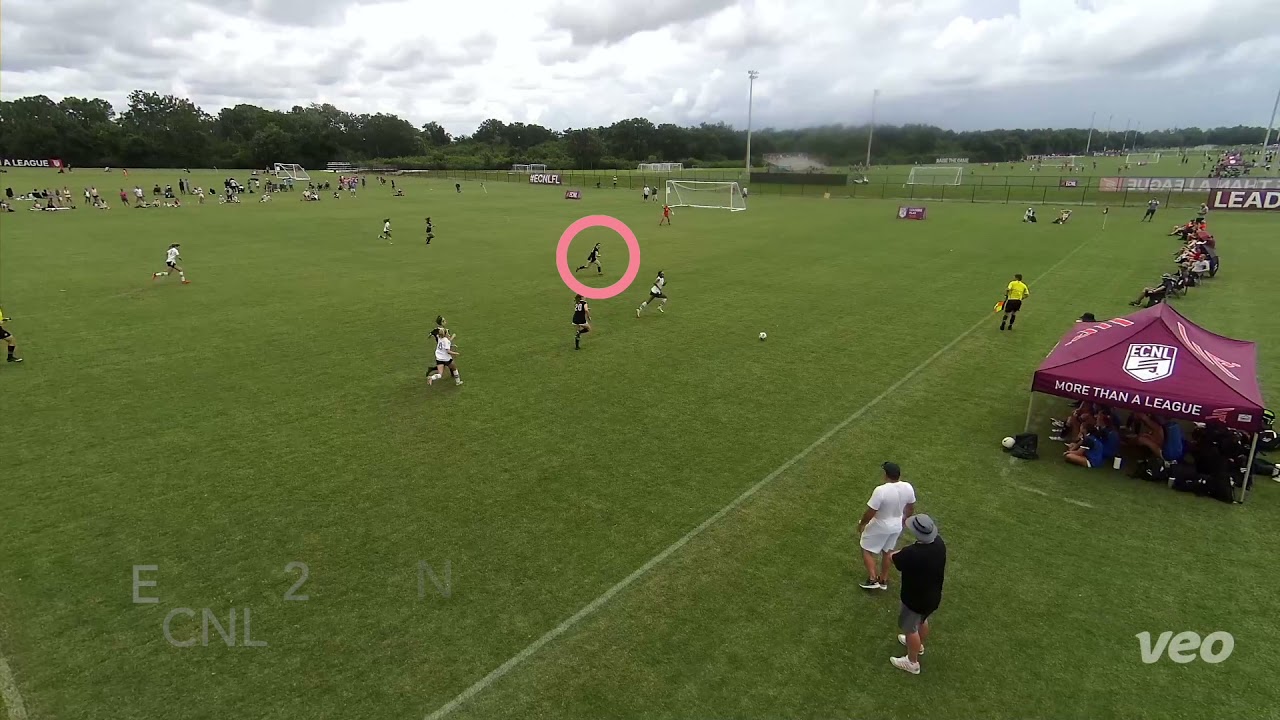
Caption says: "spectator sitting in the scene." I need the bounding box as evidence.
[1135,414,1185,466]
[1064,426,1107,468]
[1129,281,1169,307]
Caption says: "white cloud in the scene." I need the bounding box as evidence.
[1,0,1278,135]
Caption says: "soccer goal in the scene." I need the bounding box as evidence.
[1126,153,1161,164]
[1041,156,1079,168]
[511,164,547,173]
[666,180,745,211]
[639,162,684,172]
[906,166,963,185]
[273,163,310,182]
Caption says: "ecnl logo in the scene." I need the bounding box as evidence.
[1136,631,1234,664]
[1123,344,1178,383]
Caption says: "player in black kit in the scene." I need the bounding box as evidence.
[576,243,602,274]
[425,217,434,244]
[572,294,591,350]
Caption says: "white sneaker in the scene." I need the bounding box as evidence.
[897,634,925,655]
[890,656,921,674]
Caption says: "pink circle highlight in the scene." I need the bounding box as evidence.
[555,215,641,300]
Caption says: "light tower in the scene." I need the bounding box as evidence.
[745,70,759,178]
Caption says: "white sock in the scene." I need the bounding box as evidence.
[179,272,185,279]
[639,302,647,309]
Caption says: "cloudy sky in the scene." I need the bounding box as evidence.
[2,0,1278,135]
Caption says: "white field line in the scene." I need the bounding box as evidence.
[0,640,29,720]
[422,236,1099,720]
[1004,457,1096,509]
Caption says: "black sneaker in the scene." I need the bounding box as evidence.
[859,578,883,590]
[6,357,20,363]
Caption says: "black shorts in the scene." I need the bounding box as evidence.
[1004,299,1023,313]
[0,327,10,340]
[650,291,666,300]
[166,261,176,268]
[572,314,587,325]
[435,357,454,368]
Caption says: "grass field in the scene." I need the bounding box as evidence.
[2,167,1279,720]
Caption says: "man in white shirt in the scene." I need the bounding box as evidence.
[856,462,916,590]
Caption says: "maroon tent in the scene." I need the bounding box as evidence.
[1032,304,1266,432]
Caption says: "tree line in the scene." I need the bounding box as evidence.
[0,90,1271,171]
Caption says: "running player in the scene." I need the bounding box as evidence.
[636,271,668,316]
[659,204,672,225]
[427,328,462,386]
[1000,273,1029,331]
[152,243,190,284]
[379,218,392,243]
[0,307,22,363]
[576,243,602,274]
[572,294,591,350]
[425,217,434,245]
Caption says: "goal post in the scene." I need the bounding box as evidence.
[639,162,684,172]
[906,166,963,185]
[1126,152,1161,164]
[273,163,310,181]
[511,164,547,173]
[665,180,745,211]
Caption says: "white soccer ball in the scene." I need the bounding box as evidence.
[759,332,768,341]
[1001,436,1016,449]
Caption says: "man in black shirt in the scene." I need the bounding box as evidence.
[889,514,946,675]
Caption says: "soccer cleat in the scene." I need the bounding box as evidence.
[890,656,921,675]
[7,357,22,363]
[636,308,641,317]
[181,279,190,284]
[897,634,925,655]
[859,578,882,590]
[455,380,463,386]
[658,306,664,313]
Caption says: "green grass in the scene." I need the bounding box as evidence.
[1,167,1279,720]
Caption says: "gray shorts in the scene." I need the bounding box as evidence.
[898,604,932,634]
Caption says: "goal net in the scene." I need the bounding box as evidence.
[639,162,684,172]
[273,163,310,181]
[511,164,547,173]
[906,166,963,185]
[1040,156,1079,168]
[666,180,745,211]
[1126,153,1161,164]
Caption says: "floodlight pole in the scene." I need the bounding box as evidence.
[745,70,759,179]
[1133,121,1142,150]
[1105,114,1113,150]
[1121,118,1131,151]
[1084,111,1096,156]
[865,89,880,168]
[1262,86,1280,156]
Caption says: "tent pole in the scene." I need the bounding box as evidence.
[1024,393,1035,432]
[1236,432,1260,504]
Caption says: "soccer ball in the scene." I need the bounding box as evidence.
[1001,436,1015,449]
[759,332,768,341]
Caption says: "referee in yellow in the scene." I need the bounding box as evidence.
[1000,274,1029,331]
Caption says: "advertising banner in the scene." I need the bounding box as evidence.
[897,206,927,220]
[1205,188,1280,211]
[935,157,969,164]
[1098,176,1275,193]
[564,190,581,200]
[1059,179,1079,187]
[2,157,64,168]
[529,173,561,185]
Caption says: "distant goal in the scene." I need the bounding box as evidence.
[639,162,683,172]
[1040,156,1080,168]
[273,163,310,181]
[511,164,547,173]
[1126,153,1161,164]
[906,166,963,185]
[665,180,745,211]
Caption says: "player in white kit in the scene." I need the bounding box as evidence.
[152,244,190,284]
[428,331,462,386]
[636,271,667,316]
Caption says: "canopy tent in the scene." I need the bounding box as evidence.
[1029,304,1266,502]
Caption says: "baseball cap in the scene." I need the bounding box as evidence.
[1078,313,1096,323]
[882,462,901,480]
[906,514,938,544]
